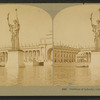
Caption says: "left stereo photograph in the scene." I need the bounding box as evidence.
[0,4,53,86]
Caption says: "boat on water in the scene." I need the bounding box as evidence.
[76,62,89,67]
[33,58,44,66]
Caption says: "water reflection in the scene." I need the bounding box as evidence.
[54,66,100,86]
[0,66,52,86]
[0,67,7,86]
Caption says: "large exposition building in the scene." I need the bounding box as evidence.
[53,45,80,66]
[53,44,95,67]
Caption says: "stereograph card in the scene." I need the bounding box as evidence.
[0,3,100,96]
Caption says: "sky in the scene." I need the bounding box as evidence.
[0,4,52,47]
[0,4,100,48]
[54,4,100,48]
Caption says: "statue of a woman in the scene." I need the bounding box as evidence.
[7,9,20,50]
[90,12,100,51]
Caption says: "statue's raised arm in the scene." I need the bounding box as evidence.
[7,13,10,26]
[90,13,93,26]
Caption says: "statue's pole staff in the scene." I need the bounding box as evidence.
[15,9,19,23]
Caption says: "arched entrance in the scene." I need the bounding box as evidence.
[47,48,53,61]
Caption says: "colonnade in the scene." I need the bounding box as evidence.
[0,47,53,66]
[54,49,78,63]
[0,50,41,64]
[76,51,91,63]
[24,50,40,62]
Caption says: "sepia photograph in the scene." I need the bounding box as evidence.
[1,3,100,96]
[0,4,53,86]
[54,4,100,86]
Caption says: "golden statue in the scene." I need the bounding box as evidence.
[7,9,20,50]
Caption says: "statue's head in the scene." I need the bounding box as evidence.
[13,20,17,24]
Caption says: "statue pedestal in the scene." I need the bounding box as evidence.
[5,50,25,68]
[89,52,100,68]
[89,52,100,81]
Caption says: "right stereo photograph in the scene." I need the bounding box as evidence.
[54,4,100,86]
